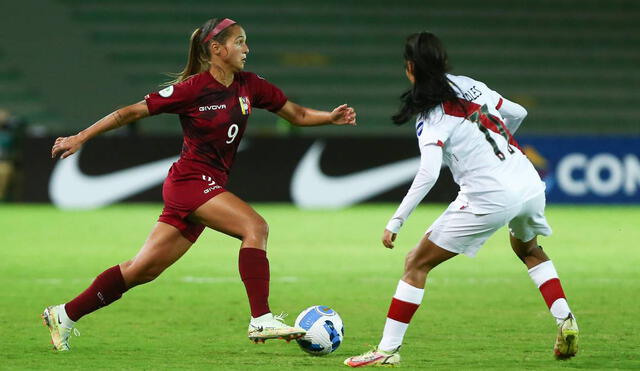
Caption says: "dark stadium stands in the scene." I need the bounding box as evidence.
[1,0,639,135]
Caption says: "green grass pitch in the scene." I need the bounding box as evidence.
[1,204,639,370]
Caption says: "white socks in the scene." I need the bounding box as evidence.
[528,261,573,325]
[378,280,424,352]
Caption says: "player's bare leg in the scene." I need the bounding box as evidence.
[511,235,578,359]
[191,191,305,343]
[43,223,192,351]
[345,234,456,367]
[120,222,193,287]
[401,233,458,289]
[510,234,549,269]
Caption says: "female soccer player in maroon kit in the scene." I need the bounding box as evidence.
[44,17,356,351]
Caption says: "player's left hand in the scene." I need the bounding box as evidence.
[382,229,397,249]
[330,104,357,126]
[51,134,84,159]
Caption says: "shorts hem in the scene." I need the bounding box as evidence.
[509,228,552,244]
[157,217,200,243]
[427,232,480,258]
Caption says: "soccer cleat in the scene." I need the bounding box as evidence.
[247,312,306,343]
[344,346,401,367]
[41,305,79,351]
[554,313,579,359]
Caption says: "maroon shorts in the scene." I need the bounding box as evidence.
[159,160,228,243]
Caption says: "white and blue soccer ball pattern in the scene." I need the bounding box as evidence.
[294,305,344,356]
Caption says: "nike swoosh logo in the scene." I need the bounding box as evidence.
[291,141,421,208]
[49,141,250,210]
[49,149,178,209]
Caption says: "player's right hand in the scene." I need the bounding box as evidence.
[51,135,83,159]
[382,229,397,249]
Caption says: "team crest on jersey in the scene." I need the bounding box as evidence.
[239,96,251,115]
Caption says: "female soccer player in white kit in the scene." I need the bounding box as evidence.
[344,32,579,367]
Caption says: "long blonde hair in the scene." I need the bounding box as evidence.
[165,18,238,86]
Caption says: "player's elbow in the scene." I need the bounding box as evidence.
[517,106,528,121]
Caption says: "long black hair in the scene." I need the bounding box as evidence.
[392,32,461,125]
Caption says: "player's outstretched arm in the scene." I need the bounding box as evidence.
[276,101,356,127]
[51,101,150,159]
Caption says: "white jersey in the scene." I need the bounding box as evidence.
[386,74,545,233]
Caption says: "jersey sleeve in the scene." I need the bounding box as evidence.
[497,98,527,134]
[247,73,288,112]
[417,111,457,148]
[486,87,527,134]
[144,77,199,116]
[487,88,504,111]
[386,144,443,233]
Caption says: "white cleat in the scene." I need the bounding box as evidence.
[344,346,401,367]
[41,305,79,351]
[554,313,579,359]
[247,312,306,343]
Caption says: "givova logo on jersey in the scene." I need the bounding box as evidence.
[239,96,251,115]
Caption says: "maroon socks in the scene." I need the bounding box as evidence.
[64,265,128,321]
[238,248,271,318]
[63,249,272,322]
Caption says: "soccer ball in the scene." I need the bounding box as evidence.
[294,305,344,356]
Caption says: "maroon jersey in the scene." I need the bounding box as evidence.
[145,71,287,174]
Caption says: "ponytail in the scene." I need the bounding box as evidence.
[165,28,208,86]
[392,32,462,125]
[164,18,239,86]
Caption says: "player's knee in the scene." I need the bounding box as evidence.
[404,249,416,271]
[405,250,436,274]
[249,216,269,239]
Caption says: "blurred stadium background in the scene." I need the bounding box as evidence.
[2,0,639,135]
[2,2,640,369]
[1,0,639,206]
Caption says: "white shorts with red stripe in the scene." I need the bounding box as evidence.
[427,191,552,257]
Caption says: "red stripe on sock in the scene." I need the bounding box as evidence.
[239,248,270,317]
[387,297,420,324]
[539,278,566,308]
[65,265,127,321]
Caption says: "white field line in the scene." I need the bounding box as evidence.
[31,276,633,285]
[180,276,299,284]
[32,276,299,285]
